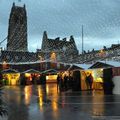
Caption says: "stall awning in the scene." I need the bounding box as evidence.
[67,65,83,71]
[41,69,58,74]
[22,69,40,74]
[1,69,19,74]
[89,61,114,69]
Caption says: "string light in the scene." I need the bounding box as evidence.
[1,3,120,65]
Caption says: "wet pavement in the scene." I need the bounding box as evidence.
[1,84,120,120]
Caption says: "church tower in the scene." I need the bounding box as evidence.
[41,31,48,50]
[7,2,28,51]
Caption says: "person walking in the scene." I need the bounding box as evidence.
[89,73,93,90]
[57,75,60,92]
[86,73,93,90]
[64,75,68,91]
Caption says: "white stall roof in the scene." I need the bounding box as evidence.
[73,64,93,70]
[99,61,120,67]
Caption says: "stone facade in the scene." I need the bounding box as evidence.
[7,2,28,51]
[37,31,79,63]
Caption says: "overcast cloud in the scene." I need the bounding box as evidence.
[0,0,120,53]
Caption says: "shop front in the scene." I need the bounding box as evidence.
[46,75,58,83]
[21,69,40,85]
[2,73,20,85]
[2,69,20,85]
[41,69,58,83]
[80,68,104,90]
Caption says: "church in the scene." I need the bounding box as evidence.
[0,2,79,70]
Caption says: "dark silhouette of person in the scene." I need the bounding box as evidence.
[86,73,93,90]
[64,75,68,90]
[20,73,26,85]
[58,75,64,92]
[85,75,89,90]
[89,73,93,90]
[31,74,35,84]
[57,75,60,91]
[39,74,46,85]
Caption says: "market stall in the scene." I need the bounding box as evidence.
[80,68,104,90]
[21,69,40,85]
[41,69,58,83]
[2,69,20,85]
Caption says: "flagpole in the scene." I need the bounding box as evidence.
[82,25,84,54]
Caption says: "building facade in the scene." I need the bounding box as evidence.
[37,31,79,63]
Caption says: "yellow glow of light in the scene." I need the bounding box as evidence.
[37,86,43,111]
[52,101,58,111]
[46,85,49,94]
[51,52,56,61]
[95,78,103,83]
[62,71,69,77]
[3,73,20,85]
[46,76,48,80]
[38,86,43,97]
[3,61,7,64]
[39,97,43,107]
[46,75,57,80]
[25,73,31,77]
[100,49,104,53]
[24,86,31,105]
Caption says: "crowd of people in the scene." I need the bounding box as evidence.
[57,74,75,92]
[57,72,94,92]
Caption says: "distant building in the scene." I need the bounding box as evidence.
[0,50,37,63]
[37,31,79,62]
[7,2,28,51]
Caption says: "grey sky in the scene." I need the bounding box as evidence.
[0,0,120,53]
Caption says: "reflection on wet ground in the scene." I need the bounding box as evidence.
[2,84,120,120]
